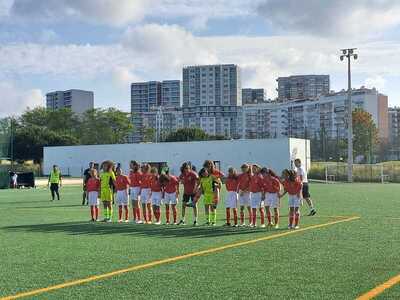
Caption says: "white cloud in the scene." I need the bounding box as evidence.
[1,26,400,102]
[0,81,43,117]
[0,0,12,17]
[122,24,218,77]
[257,0,400,37]
[9,0,150,26]
[4,0,261,28]
[364,75,386,91]
[111,66,141,87]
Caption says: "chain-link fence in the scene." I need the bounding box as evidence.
[309,162,400,183]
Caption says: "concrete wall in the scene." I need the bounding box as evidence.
[43,138,310,177]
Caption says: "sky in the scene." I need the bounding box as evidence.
[1,0,400,117]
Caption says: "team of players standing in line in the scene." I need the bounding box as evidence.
[82,159,316,230]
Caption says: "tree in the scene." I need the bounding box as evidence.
[79,108,133,145]
[143,127,156,143]
[164,128,210,142]
[352,108,378,163]
[11,107,133,162]
[14,125,79,163]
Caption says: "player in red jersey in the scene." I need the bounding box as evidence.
[280,169,303,229]
[140,164,153,224]
[249,164,265,228]
[237,164,252,226]
[160,171,180,225]
[150,167,163,225]
[224,167,239,227]
[115,167,130,223]
[86,169,100,222]
[178,162,199,226]
[261,168,282,229]
[129,160,142,224]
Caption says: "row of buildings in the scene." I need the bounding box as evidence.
[129,64,389,145]
[44,64,397,155]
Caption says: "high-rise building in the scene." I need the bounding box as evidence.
[161,80,182,108]
[182,64,241,107]
[242,88,266,104]
[46,89,94,114]
[182,64,242,137]
[277,75,330,102]
[240,87,388,142]
[130,80,182,142]
[389,107,400,144]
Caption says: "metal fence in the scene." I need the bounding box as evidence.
[309,162,400,183]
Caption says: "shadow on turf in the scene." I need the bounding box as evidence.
[15,204,83,209]
[2,221,284,239]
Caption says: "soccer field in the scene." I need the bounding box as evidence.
[0,183,399,300]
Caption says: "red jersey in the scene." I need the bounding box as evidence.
[262,176,281,193]
[129,171,142,187]
[150,175,162,192]
[225,177,238,192]
[115,175,130,191]
[283,179,302,195]
[164,175,179,194]
[237,173,251,191]
[249,174,263,193]
[179,170,198,195]
[86,178,100,192]
[211,169,224,178]
[141,173,153,189]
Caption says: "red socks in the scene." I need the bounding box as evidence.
[95,207,98,220]
[125,206,128,220]
[136,207,141,221]
[260,209,265,225]
[294,212,300,226]
[267,210,272,224]
[146,204,152,222]
[289,213,294,227]
[118,206,123,220]
[226,208,231,224]
[252,208,257,225]
[274,212,279,225]
[172,206,177,223]
[248,208,252,224]
[166,207,170,223]
[233,209,238,225]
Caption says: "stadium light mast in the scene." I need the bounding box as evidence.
[340,48,358,183]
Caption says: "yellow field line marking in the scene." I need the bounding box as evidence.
[1,216,360,300]
[356,274,400,300]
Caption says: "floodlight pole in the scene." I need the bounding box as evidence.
[340,48,358,183]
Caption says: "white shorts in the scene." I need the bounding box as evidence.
[250,192,262,209]
[151,191,163,206]
[140,188,151,204]
[130,187,141,202]
[225,191,238,208]
[265,193,279,208]
[88,191,99,206]
[288,194,301,208]
[239,191,250,207]
[164,192,177,205]
[116,191,129,206]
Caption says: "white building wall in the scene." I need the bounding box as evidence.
[43,138,310,177]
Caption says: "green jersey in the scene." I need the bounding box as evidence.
[100,171,116,201]
[49,170,61,184]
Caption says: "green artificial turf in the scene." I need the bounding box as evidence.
[0,183,399,299]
